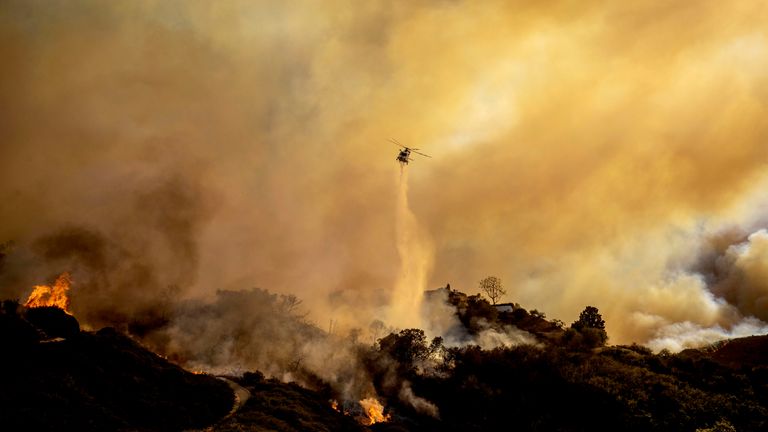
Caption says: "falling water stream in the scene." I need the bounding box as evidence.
[387,167,434,329]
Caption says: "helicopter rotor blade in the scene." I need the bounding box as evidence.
[389,138,431,157]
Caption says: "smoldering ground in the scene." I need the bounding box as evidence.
[2,0,768,393]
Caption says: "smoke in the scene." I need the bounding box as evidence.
[421,287,537,349]
[1,0,768,372]
[0,172,210,332]
[473,325,538,350]
[399,381,439,419]
[646,317,768,353]
[641,228,768,351]
[712,229,768,321]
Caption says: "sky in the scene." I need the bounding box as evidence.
[2,0,768,348]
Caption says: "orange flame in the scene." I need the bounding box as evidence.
[359,397,390,425]
[330,400,340,412]
[25,272,72,313]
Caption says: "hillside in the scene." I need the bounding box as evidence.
[210,372,363,432]
[0,301,367,432]
[361,290,768,432]
[0,302,233,431]
[364,337,768,431]
[707,335,768,369]
[2,293,768,432]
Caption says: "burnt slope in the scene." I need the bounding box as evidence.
[0,305,233,432]
[707,334,768,369]
[366,342,768,432]
[211,372,364,432]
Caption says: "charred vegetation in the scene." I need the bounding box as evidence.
[2,286,768,431]
[0,304,232,431]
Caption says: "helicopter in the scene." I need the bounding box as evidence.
[390,138,431,165]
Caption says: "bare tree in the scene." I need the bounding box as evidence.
[279,294,303,314]
[369,319,386,345]
[479,276,506,305]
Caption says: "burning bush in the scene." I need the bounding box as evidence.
[358,397,391,425]
[24,272,72,312]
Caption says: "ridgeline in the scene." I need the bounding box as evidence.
[1,287,767,432]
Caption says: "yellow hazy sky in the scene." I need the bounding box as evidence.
[2,0,768,346]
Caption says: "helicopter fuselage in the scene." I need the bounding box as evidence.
[397,148,411,164]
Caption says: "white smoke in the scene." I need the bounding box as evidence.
[421,288,537,349]
[399,381,440,418]
[473,325,539,350]
[637,228,768,352]
[647,317,768,352]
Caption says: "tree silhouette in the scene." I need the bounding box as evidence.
[479,276,506,305]
[570,306,608,347]
[378,328,441,371]
[572,306,605,330]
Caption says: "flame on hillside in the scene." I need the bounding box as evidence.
[358,397,390,425]
[24,272,72,313]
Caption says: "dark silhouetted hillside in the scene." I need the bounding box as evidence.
[0,303,233,431]
[3,290,768,432]
[210,371,364,432]
[366,288,768,432]
[707,335,768,369]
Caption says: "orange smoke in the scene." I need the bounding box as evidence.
[24,272,72,313]
[358,397,391,425]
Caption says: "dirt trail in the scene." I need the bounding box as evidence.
[191,377,252,432]
[217,377,251,416]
